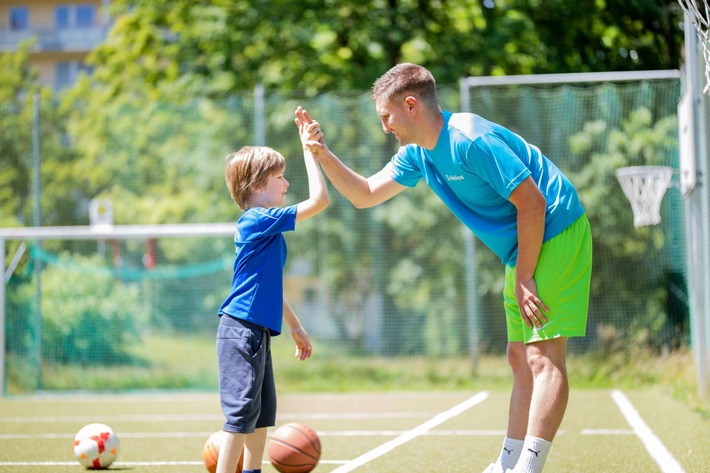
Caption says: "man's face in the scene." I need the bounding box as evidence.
[375,96,415,146]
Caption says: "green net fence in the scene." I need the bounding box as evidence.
[2,78,687,393]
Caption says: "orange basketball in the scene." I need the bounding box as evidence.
[268,423,321,473]
[202,431,243,473]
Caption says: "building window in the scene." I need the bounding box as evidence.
[10,7,29,30]
[76,5,95,28]
[55,5,96,29]
[55,6,70,29]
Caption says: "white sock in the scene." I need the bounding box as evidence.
[514,436,552,473]
[497,437,524,470]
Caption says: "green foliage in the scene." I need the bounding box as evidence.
[37,253,144,365]
[72,0,683,103]
[0,42,91,231]
[494,0,683,75]
[568,108,684,350]
[64,98,240,226]
[0,41,39,228]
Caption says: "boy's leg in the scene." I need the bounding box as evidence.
[243,427,268,471]
[216,317,269,473]
[216,431,245,473]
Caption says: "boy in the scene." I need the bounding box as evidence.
[215,110,328,473]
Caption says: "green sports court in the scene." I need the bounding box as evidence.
[1,387,709,472]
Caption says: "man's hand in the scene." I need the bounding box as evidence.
[295,106,328,156]
[515,277,549,329]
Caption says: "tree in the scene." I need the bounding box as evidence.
[477,0,683,76]
[0,41,38,229]
[75,0,683,101]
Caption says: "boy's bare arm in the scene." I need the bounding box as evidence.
[294,109,329,223]
[283,296,312,361]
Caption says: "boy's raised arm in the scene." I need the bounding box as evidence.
[294,107,329,223]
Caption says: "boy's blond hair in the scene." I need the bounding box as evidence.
[225,146,285,210]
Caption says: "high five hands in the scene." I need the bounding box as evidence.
[295,106,328,156]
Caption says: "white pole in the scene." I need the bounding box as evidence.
[0,237,5,395]
[459,78,479,370]
[255,83,265,146]
[683,13,710,398]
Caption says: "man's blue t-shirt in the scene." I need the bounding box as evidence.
[385,111,585,266]
[218,206,298,335]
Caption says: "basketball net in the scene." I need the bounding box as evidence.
[678,0,710,94]
[615,166,673,228]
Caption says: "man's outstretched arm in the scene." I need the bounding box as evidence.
[295,106,406,208]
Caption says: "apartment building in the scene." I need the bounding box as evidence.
[0,1,112,90]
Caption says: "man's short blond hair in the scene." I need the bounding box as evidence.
[371,63,440,110]
[225,146,285,210]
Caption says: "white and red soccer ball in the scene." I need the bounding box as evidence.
[73,423,120,469]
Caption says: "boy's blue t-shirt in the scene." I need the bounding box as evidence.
[218,206,298,335]
[385,111,585,266]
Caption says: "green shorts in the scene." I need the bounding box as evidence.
[504,214,592,344]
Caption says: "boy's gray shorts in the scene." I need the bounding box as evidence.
[216,315,276,433]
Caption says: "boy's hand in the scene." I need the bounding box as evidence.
[290,326,313,361]
[295,106,328,156]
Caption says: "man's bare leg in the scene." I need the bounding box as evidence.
[511,337,569,473]
[526,337,568,440]
[484,342,532,473]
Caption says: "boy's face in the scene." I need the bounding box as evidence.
[251,168,289,208]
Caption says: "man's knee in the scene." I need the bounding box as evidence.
[525,338,568,378]
[507,342,528,371]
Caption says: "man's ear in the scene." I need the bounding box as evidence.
[404,95,417,114]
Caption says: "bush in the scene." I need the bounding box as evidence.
[38,253,145,365]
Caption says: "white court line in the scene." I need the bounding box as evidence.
[0,414,223,423]
[0,411,431,423]
[329,391,490,473]
[580,428,634,435]
[611,390,685,473]
[0,462,204,467]
[1,427,642,441]
[0,432,216,440]
[0,429,506,440]
[0,460,349,467]
[321,429,507,437]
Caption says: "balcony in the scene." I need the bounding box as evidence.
[0,26,110,53]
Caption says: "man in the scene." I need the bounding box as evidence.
[296,63,592,473]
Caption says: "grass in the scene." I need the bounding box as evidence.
[8,332,709,418]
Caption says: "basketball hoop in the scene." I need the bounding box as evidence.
[615,166,674,228]
[678,0,710,94]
